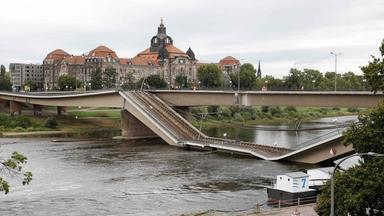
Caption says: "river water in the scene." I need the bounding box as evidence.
[0,116,356,215]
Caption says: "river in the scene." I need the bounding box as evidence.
[0,116,356,215]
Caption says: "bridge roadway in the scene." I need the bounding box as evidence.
[0,89,382,108]
[0,90,370,163]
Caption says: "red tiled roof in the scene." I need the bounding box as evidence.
[218,56,240,69]
[87,45,118,59]
[133,44,188,65]
[63,55,85,65]
[131,54,158,66]
[45,49,70,60]
[164,44,188,57]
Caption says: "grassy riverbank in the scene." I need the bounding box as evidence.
[0,108,121,137]
[191,106,363,129]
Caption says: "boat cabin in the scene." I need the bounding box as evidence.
[275,171,309,193]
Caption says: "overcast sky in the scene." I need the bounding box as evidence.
[1,0,383,77]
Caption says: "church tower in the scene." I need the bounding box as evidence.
[257,60,262,78]
[150,18,174,52]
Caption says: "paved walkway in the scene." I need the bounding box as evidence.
[183,204,318,216]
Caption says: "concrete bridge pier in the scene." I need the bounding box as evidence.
[174,106,192,122]
[121,109,158,139]
[57,106,67,115]
[0,99,8,112]
[10,101,22,115]
[33,104,43,116]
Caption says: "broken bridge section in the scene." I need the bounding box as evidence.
[119,91,291,159]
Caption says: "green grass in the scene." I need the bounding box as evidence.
[67,110,121,118]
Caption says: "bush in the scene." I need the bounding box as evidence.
[191,107,208,120]
[269,106,282,117]
[332,107,341,111]
[261,106,269,113]
[240,111,252,120]
[10,116,32,128]
[13,126,26,132]
[44,117,58,129]
[284,106,297,112]
[319,108,330,114]
[347,107,359,113]
[219,107,232,118]
[233,112,244,121]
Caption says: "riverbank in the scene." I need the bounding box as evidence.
[0,111,121,138]
[191,106,362,129]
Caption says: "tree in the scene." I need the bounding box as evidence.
[316,101,384,215]
[58,75,76,91]
[230,63,256,90]
[102,67,117,88]
[361,39,384,93]
[91,68,103,90]
[0,151,32,194]
[24,80,38,92]
[0,65,5,76]
[121,72,136,90]
[197,64,223,88]
[0,74,11,91]
[284,68,304,90]
[256,75,284,91]
[146,74,167,89]
[175,74,188,88]
[316,40,384,215]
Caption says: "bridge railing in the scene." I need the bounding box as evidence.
[293,128,347,150]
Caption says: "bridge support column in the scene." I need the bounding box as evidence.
[57,106,67,116]
[0,99,8,112]
[10,101,22,116]
[175,106,192,122]
[121,110,157,139]
[33,104,43,116]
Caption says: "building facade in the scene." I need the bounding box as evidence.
[43,20,198,90]
[9,63,43,91]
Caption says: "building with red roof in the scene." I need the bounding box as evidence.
[43,20,239,90]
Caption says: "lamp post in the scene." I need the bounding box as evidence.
[330,152,384,216]
[330,52,341,92]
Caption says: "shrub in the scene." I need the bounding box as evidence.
[191,107,208,120]
[44,117,58,129]
[13,126,26,132]
[269,106,282,117]
[319,108,330,114]
[10,116,32,128]
[284,106,297,112]
[233,112,244,121]
[261,106,269,113]
[240,111,252,120]
[219,107,232,118]
[347,107,359,113]
[332,107,341,111]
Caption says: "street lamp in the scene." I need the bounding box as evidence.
[330,52,341,92]
[330,152,384,216]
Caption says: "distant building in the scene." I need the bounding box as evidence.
[218,56,241,76]
[43,19,198,90]
[9,63,43,91]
